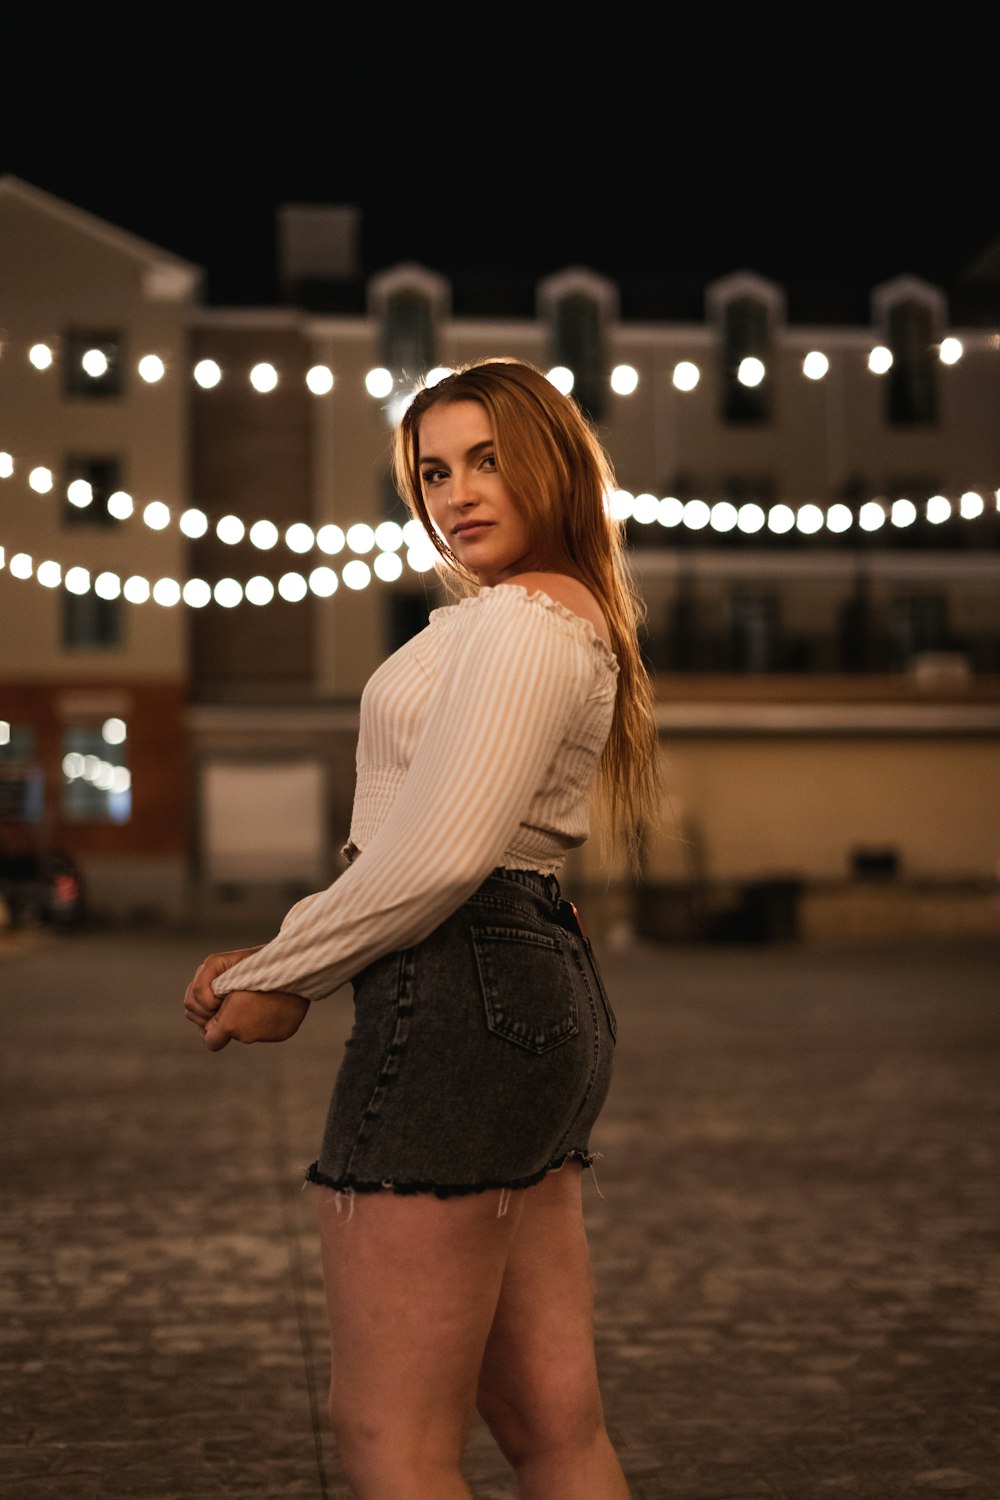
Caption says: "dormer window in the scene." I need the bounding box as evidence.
[368,265,450,386]
[872,276,945,426]
[537,269,617,421]
[706,273,784,426]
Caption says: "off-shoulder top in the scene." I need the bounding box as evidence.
[212,583,618,1002]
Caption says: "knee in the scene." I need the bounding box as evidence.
[477,1376,604,1466]
[328,1391,467,1497]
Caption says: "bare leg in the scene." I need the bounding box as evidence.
[476,1164,630,1499]
[317,1185,526,1499]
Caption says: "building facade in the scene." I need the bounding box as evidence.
[3,181,998,935]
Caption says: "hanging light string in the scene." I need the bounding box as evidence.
[0,544,410,608]
[2,454,997,555]
[7,332,986,398]
[2,487,997,610]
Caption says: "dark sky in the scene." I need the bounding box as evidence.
[3,5,995,312]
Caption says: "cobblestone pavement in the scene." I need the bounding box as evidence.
[1,930,998,1499]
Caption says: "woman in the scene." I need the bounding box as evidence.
[184,359,658,1499]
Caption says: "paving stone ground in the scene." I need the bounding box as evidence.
[1,928,998,1499]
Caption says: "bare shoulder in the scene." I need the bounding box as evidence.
[501,572,612,649]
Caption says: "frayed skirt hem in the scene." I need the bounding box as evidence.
[303,1146,596,1199]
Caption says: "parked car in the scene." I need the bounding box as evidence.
[0,848,86,927]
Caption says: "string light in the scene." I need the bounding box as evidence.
[672,361,700,391]
[81,349,109,378]
[737,357,765,388]
[249,520,279,550]
[365,368,394,398]
[803,351,829,380]
[317,524,346,555]
[95,572,122,600]
[29,343,53,370]
[683,500,710,530]
[710,502,738,532]
[346,523,375,554]
[278,572,308,602]
[143,501,170,530]
[216,515,245,545]
[29,467,53,494]
[138,355,165,383]
[245,576,275,606]
[308,566,338,596]
[868,346,893,374]
[250,362,278,393]
[194,359,222,389]
[610,364,639,395]
[939,337,963,365]
[826,504,853,533]
[0,453,12,478]
[65,566,90,594]
[179,507,207,537]
[67,479,93,508]
[737,504,765,534]
[546,367,574,396]
[306,365,334,395]
[285,523,315,554]
[109,491,134,520]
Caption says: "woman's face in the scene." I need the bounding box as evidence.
[417,400,542,587]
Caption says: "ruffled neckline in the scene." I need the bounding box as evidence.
[430,583,619,673]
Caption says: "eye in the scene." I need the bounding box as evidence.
[480,452,497,471]
[420,467,447,486]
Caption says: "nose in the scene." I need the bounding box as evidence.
[448,466,480,508]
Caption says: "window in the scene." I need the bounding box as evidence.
[61,723,131,823]
[887,300,937,425]
[63,591,123,649]
[721,297,771,423]
[729,590,782,672]
[382,289,436,378]
[63,329,124,397]
[0,724,43,823]
[553,293,605,420]
[63,455,122,527]
[889,593,949,667]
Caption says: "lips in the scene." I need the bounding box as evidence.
[453,521,494,538]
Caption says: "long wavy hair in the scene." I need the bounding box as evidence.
[392,357,659,863]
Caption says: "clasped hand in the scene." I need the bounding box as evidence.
[184,946,310,1052]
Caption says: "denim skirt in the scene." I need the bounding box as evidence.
[304,868,618,1198]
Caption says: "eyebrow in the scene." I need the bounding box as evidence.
[419,439,494,467]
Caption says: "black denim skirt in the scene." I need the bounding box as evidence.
[304,868,618,1198]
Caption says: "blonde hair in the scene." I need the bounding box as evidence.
[393,357,659,864]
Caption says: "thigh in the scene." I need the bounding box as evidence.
[477,1164,604,1436]
[318,1185,527,1441]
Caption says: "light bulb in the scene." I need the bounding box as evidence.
[306,364,334,395]
[194,359,222,389]
[610,364,639,395]
[138,355,165,383]
[250,362,278,393]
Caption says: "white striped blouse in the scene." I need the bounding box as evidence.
[212,583,619,1003]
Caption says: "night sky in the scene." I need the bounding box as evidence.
[3,6,995,314]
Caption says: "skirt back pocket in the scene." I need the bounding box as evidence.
[471,925,579,1055]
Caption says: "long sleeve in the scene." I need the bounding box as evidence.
[211,587,607,1003]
